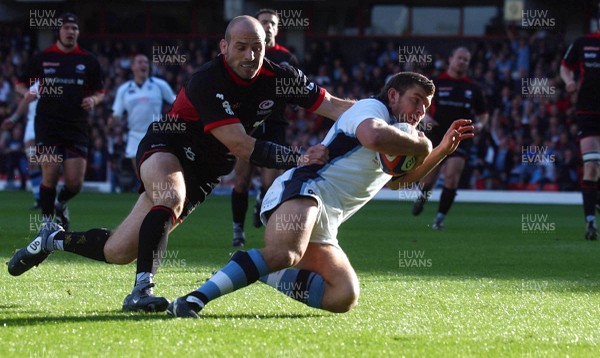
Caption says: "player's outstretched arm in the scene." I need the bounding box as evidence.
[211,123,328,167]
[312,91,355,121]
[387,119,474,189]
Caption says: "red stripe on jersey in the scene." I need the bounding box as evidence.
[305,87,326,113]
[561,58,577,71]
[168,88,200,122]
[44,43,87,55]
[204,118,240,133]
[268,43,291,54]
[428,100,437,117]
[221,56,275,86]
[438,71,474,84]
[585,32,600,39]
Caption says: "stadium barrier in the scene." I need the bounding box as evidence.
[0,178,579,205]
[375,188,579,205]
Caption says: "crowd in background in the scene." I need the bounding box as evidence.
[0,24,581,192]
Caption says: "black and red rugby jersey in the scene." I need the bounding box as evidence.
[19,44,104,122]
[562,32,600,114]
[428,71,487,136]
[266,43,299,67]
[166,54,325,159]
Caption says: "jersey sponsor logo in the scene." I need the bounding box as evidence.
[43,68,57,75]
[216,93,234,115]
[464,90,472,99]
[76,64,86,71]
[150,143,167,148]
[183,147,196,161]
[584,52,597,59]
[222,101,234,115]
[256,110,272,116]
[584,46,600,51]
[259,100,274,110]
[306,82,315,91]
[42,62,60,67]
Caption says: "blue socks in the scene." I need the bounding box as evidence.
[186,249,269,309]
[260,268,325,309]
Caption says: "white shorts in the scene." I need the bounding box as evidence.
[24,114,35,143]
[126,131,146,158]
[261,168,343,248]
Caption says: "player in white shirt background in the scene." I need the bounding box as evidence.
[110,54,176,174]
[2,82,41,209]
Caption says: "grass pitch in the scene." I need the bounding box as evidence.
[0,190,598,357]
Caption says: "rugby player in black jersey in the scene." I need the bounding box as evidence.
[411,47,488,230]
[230,8,301,247]
[13,12,104,231]
[8,15,353,313]
[561,15,600,240]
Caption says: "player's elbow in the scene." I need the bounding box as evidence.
[360,131,385,152]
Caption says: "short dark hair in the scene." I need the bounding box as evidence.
[58,12,79,26]
[255,8,278,20]
[376,72,435,104]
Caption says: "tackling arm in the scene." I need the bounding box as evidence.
[210,123,328,168]
[312,91,355,121]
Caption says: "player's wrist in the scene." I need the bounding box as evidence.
[8,113,18,123]
[250,140,300,170]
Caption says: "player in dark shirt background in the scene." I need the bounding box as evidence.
[561,14,600,240]
[412,47,488,230]
[15,12,104,230]
[230,8,301,247]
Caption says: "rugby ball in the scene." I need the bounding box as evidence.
[378,122,417,176]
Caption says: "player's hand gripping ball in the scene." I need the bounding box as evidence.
[378,122,418,176]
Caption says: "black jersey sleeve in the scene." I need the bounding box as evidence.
[185,73,240,133]
[276,63,326,112]
[86,55,104,94]
[562,37,580,71]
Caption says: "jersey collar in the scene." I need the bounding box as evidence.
[46,43,86,55]
[221,55,274,87]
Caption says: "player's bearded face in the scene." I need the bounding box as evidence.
[393,87,432,127]
[58,23,79,49]
[223,36,265,80]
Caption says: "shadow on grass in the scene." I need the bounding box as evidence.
[0,311,324,327]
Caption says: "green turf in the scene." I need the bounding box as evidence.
[0,190,597,357]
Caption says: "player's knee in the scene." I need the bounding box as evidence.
[584,161,600,179]
[234,175,251,191]
[103,239,136,264]
[326,282,360,313]
[151,189,185,217]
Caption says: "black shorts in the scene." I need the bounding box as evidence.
[428,128,471,158]
[34,114,89,158]
[576,113,600,139]
[136,125,235,222]
[250,120,287,145]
